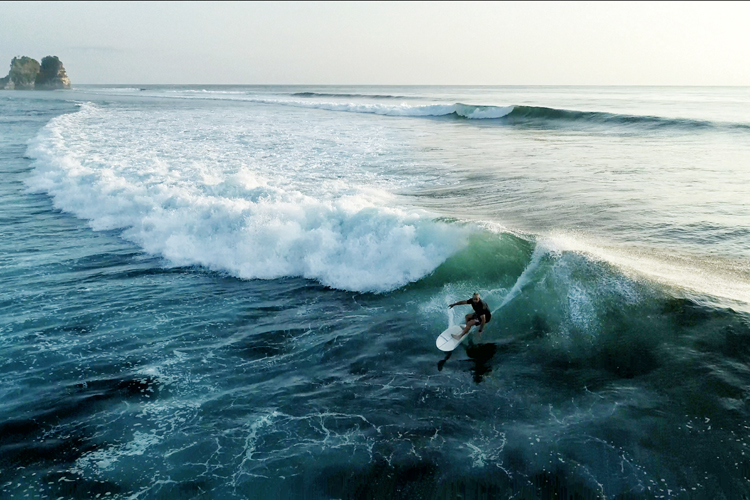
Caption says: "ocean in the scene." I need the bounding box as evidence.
[1,85,749,499]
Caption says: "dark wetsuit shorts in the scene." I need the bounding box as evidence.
[471,311,491,323]
[470,299,491,323]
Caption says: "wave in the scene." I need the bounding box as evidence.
[504,105,750,131]
[291,92,404,99]
[545,233,750,311]
[75,87,750,131]
[418,229,653,352]
[25,101,750,306]
[219,95,750,130]
[80,87,144,93]
[283,100,750,130]
[25,103,471,293]
[245,99,516,119]
[184,94,750,130]
[79,86,747,130]
[417,226,750,327]
[271,99,749,130]
[166,89,248,95]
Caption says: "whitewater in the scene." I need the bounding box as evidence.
[2,85,750,499]
[26,102,469,292]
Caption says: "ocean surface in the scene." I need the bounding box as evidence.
[1,85,749,499]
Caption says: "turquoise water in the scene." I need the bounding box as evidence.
[1,86,749,499]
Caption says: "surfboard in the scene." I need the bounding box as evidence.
[436,324,469,352]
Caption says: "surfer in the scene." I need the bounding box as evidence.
[449,293,491,340]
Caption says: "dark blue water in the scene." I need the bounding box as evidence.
[1,87,750,499]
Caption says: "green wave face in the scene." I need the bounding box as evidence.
[410,231,535,291]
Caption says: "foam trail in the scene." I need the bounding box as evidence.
[492,244,548,313]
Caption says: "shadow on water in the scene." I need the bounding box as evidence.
[436,351,452,372]
[465,341,498,383]
[437,340,499,384]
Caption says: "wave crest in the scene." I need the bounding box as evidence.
[252,100,515,120]
[505,105,749,130]
[291,92,403,99]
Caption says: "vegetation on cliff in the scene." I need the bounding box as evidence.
[35,56,71,89]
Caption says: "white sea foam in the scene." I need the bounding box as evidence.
[166,89,248,94]
[80,87,143,93]
[26,102,470,292]
[139,89,515,120]
[78,86,515,120]
[73,431,163,473]
[235,99,514,120]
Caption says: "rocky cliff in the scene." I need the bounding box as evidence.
[0,56,70,90]
[35,56,71,89]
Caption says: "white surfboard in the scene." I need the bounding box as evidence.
[436,324,469,352]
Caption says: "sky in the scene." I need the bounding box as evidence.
[1,1,748,85]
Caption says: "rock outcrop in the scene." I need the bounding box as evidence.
[5,57,40,89]
[1,56,70,90]
[35,56,71,89]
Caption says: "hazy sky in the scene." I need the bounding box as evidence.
[1,1,748,85]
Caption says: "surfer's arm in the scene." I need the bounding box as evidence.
[449,300,468,308]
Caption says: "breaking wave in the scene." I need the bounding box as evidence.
[24,102,472,293]
[23,99,750,306]
[290,92,405,99]
[75,87,750,131]
[236,99,516,120]
[504,105,750,131]
[181,94,750,130]
[269,100,750,130]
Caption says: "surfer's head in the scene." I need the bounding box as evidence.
[472,293,480,302]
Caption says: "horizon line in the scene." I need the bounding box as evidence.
[70,83,750,88]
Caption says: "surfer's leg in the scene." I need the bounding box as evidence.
[453,319,477,339]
